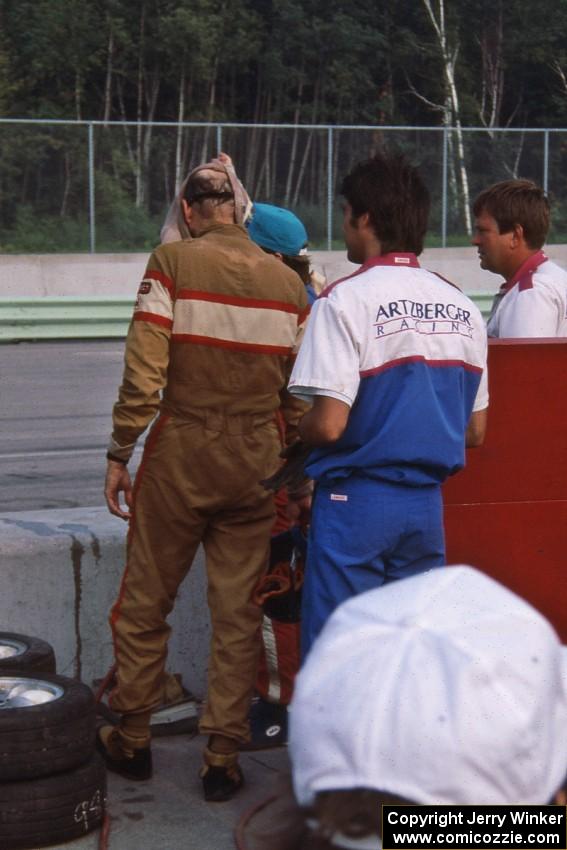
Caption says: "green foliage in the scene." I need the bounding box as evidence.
[292,202,328,247]
[1,0,567,252]
[95,173,162,251]
[0,205,89,253]
[0,197,161,254]
[2,0,566,128]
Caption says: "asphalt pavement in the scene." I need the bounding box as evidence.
[0,340,142,512]
[48,734,289,850]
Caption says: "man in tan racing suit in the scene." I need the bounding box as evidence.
[98,157,309,802]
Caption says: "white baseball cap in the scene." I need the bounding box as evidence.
[290,566,567,807]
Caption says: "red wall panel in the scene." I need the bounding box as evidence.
[443,339,567,641]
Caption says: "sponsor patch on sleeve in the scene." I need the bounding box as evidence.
[138,281,152,295]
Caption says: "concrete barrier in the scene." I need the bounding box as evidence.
[0,507,212,695]
[0,247,512,341]
[5,244,567,298]
[0,253,147,298]
[0,247,507,298]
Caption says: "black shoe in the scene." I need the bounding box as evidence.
[96,726,153,781]
[201,763,244,802]
[240,696,288,751]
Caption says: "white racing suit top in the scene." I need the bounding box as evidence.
[487,250,567,338]
[288,252,488,486]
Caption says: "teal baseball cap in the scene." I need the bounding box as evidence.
[247,203,308,256]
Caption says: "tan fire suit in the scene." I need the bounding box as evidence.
[108,222,309,744]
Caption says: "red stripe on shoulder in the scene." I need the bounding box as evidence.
[171,333,292,355]
[133,312,173,329]
[298,304,311,325]
[431,271,462,291]
[320,254,421,299]
[177,289,300,314]
[319,267,365,299]
[145,270,175,298]
[518,271,535,292]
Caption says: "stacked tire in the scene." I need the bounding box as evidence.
[0,632,106,850]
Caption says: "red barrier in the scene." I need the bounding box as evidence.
[444,338,567,642]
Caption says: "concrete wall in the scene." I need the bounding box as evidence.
[5,245,567,297]
[0,507,212,695]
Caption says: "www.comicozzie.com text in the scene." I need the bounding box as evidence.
[382,807,566,848]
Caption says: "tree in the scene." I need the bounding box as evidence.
[413,0,472,234]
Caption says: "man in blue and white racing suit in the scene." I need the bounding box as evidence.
[288,152,489,657]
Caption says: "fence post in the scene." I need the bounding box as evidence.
[216,124,223,153]
[441,127,448,248]
[88,123,96,253]
[543,129,549,195]
[327,127,333,251]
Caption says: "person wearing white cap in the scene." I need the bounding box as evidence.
[292,566,567,846]
[240,566,567,849]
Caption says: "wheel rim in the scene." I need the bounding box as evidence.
[0,638,27,660]
[0,677,64,709]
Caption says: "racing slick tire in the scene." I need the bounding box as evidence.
[0,633,56,675]
[0,673,95,781]
[0,752,106,850]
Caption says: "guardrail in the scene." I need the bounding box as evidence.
[0,296,134,341]
[0,294,493,343]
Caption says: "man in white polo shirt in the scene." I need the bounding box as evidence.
[472,179,567,337]
[287,152,489,656]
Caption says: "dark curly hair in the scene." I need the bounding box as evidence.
[340,152,430,255]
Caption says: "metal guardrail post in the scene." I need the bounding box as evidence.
[88,123,96,253]
[216,125,222,153]
[327,127,333,251]
[442,127,448,248]
[543,129,549,195]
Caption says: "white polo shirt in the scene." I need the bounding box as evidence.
[487,250,567,338]
[289,252,488,486]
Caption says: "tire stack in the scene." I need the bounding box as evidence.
[0,631,106,850]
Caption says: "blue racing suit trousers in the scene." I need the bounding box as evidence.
[301,476,445,659]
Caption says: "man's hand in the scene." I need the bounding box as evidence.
[104,459,133,521]
[261,441,312,492]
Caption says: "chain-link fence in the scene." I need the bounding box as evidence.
[1,119,566,253]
